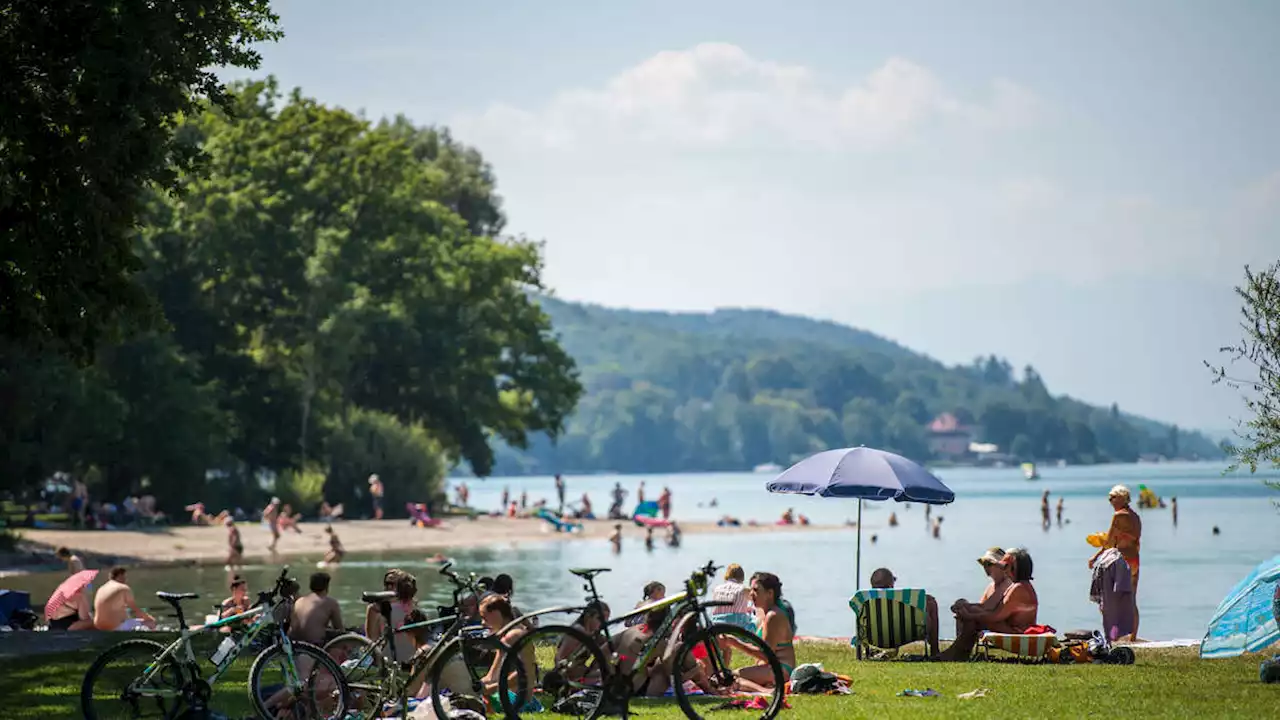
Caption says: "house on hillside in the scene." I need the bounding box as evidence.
[927,413,976,460]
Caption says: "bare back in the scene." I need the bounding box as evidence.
[290,594,343,645]
[93,580,132,630]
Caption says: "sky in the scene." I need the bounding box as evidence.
[224,0,1280,433]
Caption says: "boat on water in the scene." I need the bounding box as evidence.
[753,462,783,474]
[1022,462,1040,480]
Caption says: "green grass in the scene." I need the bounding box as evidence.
[4,642,1274,719]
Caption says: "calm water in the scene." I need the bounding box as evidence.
[7,463,1278,641]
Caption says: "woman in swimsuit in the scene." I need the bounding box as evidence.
[939,547,1039,661]
[1089,484,1142,640]
[729,571,795,688]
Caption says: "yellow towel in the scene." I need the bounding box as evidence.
[1086,531,1108,548]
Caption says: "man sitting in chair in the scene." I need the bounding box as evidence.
[870,568,941,658]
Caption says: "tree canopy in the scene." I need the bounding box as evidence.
[1,0,281,363]
[1,81,582,514]
[485,298,1223,475]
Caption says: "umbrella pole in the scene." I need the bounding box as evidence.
[856,498,863,588]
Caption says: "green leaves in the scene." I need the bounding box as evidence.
[1,1,281,363]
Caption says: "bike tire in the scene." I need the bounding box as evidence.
[673,623,785,720]
[248,641,350,720]
[427,634,492,720]
[81,638,178,720]
[496,623,611,720]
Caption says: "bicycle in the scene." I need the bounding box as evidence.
[325,561,488,717]
[80,567,350,720]
[322,562,506,719]
[497,560,786,720]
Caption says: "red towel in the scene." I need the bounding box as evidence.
[1022,624,1057,635]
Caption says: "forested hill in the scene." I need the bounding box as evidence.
[487,297,1223,475]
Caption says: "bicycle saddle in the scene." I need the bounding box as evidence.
[156,591,199,603]
[569,568,611,579]
[361,590,397,604]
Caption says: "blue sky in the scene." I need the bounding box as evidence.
[225,0,1280,432]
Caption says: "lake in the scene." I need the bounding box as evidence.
[6,462,1278,641]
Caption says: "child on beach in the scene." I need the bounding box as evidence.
[323,525,345,565]
[609,524,623,553]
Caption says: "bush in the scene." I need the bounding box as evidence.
[274,464,327,512]
[323,409,446,518]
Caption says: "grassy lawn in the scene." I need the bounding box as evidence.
[4,642,1273,719]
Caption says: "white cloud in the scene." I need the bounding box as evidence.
[455,43,1039,151]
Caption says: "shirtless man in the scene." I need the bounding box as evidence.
[93,567,157,631]
[290,572,344,646]
[262,497,281,553]
[870,567,940,657]
[368,474,384,520]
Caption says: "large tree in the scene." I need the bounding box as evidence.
[1211,261,1280,474]
[0,1,281,363]
[140,80,583,477]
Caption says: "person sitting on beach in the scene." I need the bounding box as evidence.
[323,525,345,565]
[625,582,666,627]
[870,567,941,657]
[950,547,1011,623]
[578,493,595,519]
[479,594,536,695]
[779,508,795,525]
[318,501,344,522]
[613,606,671,696]
[798,514,810,526]
[365,569,405,641]
[278,503,303,534]
[725,572,795,688]
[290,572,344,646]
[717,515,741,527]
[94,567,157,631]
[939,547,1039,661]
[46,583,94,631]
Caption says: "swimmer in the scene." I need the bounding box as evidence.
[426,553,450,564]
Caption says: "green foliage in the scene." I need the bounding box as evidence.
[1211,262,1280,475]
[0,1,281,363]
[324,409,445,512]
[487,298,1224,475]
[1,79,581,514]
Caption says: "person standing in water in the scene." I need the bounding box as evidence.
[1040,490,1051,530]
[1089,485,1142,640]
[1171,496,1178,526]
[555,474,566,514]
[1055,497,1064,526]
[609,524,623,554]
[657,486,672,520]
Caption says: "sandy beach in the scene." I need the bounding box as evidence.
[9,516,833,574]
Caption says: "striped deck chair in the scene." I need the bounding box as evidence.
[848,588,930,660]
[978,632,1059,661]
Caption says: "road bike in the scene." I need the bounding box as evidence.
[497,560,786,720]
[81,567,350,720]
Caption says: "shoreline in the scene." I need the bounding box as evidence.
[2,516,833,577]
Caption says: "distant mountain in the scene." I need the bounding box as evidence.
[481,296,1224,475]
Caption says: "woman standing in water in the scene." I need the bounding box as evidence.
[1089,485,1142,640]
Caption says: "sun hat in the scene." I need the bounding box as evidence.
[977,547,1006,567]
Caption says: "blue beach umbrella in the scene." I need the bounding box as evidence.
[765,446,955,587]
[1201,554,1280,659]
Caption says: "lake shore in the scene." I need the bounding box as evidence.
[3,515,833,576]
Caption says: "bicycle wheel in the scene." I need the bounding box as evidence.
[322,632,384,716]
[672,623,785,720]
[81,638,185,720]
[248,641,350,720]
[497,624,611,720]
[427,632,503,720]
